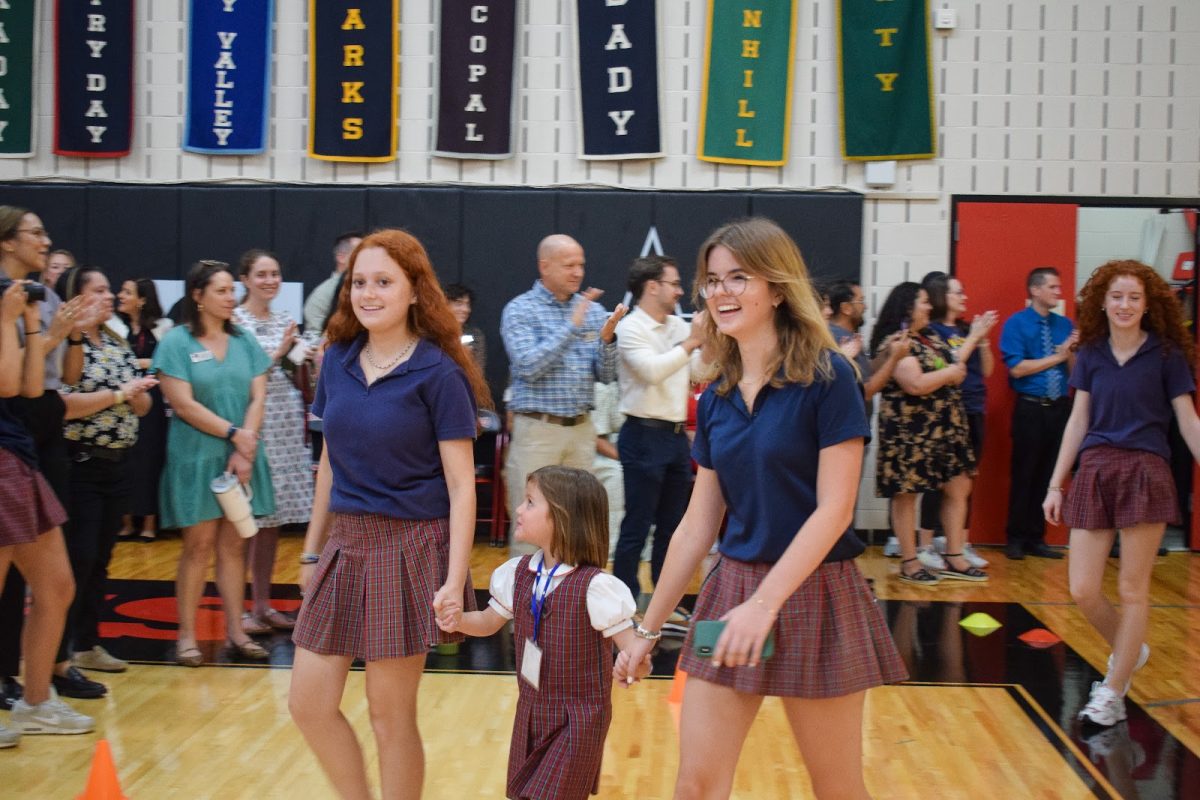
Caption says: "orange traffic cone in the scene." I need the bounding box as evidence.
[76,739,128,800]
[667,664,688,704]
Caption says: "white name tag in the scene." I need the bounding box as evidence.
[520,639,543,690]
[189,350,214,363]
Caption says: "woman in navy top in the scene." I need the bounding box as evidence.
[289,229,491,799]
[1044,260,1200,728]
[615,218,905,799]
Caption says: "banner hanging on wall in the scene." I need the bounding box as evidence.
[698,0,797,167]
[183,0,273,155]
[309,0,398,162]
[54,0,134,157]
[0,1,37,158]
[573,0,662,160]
[838,0,935,160]
[434,0,516,159]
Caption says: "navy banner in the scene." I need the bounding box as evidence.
[184,0,273,155]
[573,0,662,160]
[54,0,134,157]
[309,0,398,162]
[434,0,516,159]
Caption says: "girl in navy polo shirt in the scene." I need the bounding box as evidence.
[1044,260,1200,728]
[616,218,906,799]
[289,230,491,799]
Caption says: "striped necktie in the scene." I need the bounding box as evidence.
[1042,317,1062,399]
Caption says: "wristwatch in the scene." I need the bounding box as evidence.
[225,424,239,441]
[634,624,662,642]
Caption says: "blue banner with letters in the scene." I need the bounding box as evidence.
[573,0,662,160]
[54,0,134,157]
[183,0,273,155]
[434,0,516,159]
[308,0,398,162]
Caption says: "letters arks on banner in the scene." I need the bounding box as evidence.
[434,1,516,159]
[309,0,398,162]
[0,1,37,158]
[573,0,662,160]
[698,0,797,167]
[54,0,135,157]
[838,0,935,160]
[184,0,273,155]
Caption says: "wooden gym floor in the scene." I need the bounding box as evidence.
[5,535,1199,799]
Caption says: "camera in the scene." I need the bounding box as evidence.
[0,279,46,303]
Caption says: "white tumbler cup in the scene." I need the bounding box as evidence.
[211,472,258,538]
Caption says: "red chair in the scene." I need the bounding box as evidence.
[475,421,508,546]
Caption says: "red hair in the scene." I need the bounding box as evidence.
[325,229,493,409]
[1077,259,1194,365]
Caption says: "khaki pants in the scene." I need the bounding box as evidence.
[504,413,596,554]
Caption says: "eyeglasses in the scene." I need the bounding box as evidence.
[655,279,683,288]
[16,227,49,240]
[699,273,753,298]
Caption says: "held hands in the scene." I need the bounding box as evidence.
[1042,488,1064,526]
[431,581,465,631]
[613,636,656,686]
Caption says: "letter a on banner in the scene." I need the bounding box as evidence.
[184,0,273,154]
[697,0,797,166]
[54,0,135,157]
[309,0,398,162]
[0,0,38,158]
[434,0,517,159]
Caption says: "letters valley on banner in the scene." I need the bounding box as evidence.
[184,0,273,155]
[434,1,516,159]
[573,0,662,160]
[838,0,935,160]
[54,0,134,157]
[309,0,398,162]
[698,0,796,166]
[0,0,37,158]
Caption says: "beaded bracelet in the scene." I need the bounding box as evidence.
[298,553,320,565]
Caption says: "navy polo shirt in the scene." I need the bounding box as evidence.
[693,353,870,564]
[1071,334,1195,461]
[313,336,478,519]
[999,307,1073,397]
[929,321,986,414]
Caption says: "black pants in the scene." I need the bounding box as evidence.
[0,391,70,677]
[1006,399,1070,548]
[56,454,131,660]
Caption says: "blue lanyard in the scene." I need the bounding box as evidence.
[529,557,561,643]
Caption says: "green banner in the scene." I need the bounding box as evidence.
[839,0,935,160]
[698,0,796,166]
[0,1,36,157]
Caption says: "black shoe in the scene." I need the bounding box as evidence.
[1026,543,1065,560]
[1005,543,1026,561]
[0,676,22,711]
[51,666,108,699]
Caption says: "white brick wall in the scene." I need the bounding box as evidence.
[2,0,1199,526]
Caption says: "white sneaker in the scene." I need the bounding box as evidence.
[916,545,947,572]
[1078,682,1126,726]
[882,536,901,557]
[962,543,989,569]
[9,690,95,735]
[1105,643,1150,693]
[0,722,19,748]
[73,645,129,673]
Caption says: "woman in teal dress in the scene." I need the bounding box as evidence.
[154,260,276,666]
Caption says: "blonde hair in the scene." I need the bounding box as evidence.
[527,466,609,569]
[694,218,839,396]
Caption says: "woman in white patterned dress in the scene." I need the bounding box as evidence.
[235,249,314,633]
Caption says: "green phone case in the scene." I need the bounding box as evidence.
[692,620,775,660]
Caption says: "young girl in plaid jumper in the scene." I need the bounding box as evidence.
[439,466,649,800]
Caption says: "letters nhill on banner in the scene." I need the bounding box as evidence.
[698,0,796,167]
[309,0,398,162]
[434,0,516,159]
[184,0,273,155]
[838,0,935,160]
[573,0,662,160]
[54,0,134,157]
[0,0,37,158]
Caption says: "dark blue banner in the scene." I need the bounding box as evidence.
[308,0,397,162]
[54,0,134,157]
[434,0,516,159]
[574,0,662,160]
[184,0,273,155]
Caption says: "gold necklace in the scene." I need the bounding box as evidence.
[364,337,417,371]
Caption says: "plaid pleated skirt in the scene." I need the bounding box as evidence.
[1063,445,1181,530]
[0,448,67,547]
[292,513,476,661]
[679,557,908,698]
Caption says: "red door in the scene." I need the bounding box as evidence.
[954,201,1079,545]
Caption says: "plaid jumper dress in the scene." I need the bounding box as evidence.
[507,557,611,800]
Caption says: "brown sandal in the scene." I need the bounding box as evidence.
[176,645,203,668]
[227,639,270,660]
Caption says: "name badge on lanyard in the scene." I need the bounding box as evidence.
[521,557,561,691]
